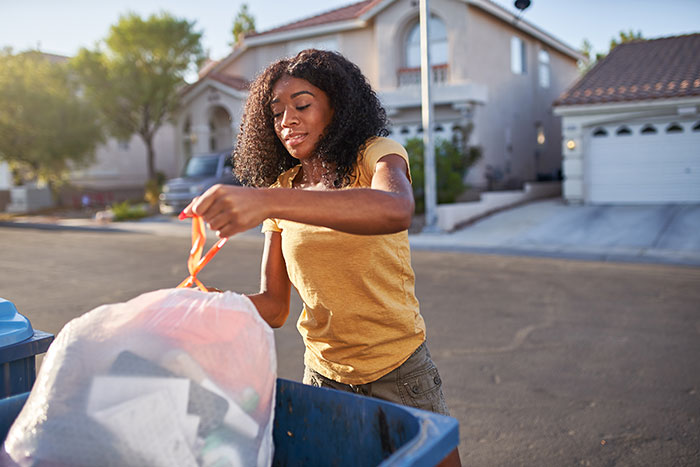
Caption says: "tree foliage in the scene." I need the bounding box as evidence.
[405,124,482,214]
[0,49,103,186]
[72,12,205,181]
[610,29,644,50]
[580,30,644,73]
[231,4,256,45]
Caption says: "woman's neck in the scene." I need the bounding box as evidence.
[296,158,333,189]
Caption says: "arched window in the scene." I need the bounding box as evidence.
[616,126,632,136]
[640,124,657,135]
[666,122,683,133]
[405,16,448,68]
[592,127,608,137]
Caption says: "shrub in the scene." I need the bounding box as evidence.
[405,124,482,213]
[111,201,149,221]
[144,172,166,207]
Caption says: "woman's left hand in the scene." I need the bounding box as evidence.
[181,184,269,238]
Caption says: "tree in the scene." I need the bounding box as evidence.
[231,4,256,45]
[405,124,482,214]
[579,30,644,73]
[0,49,103,187]
[610,29,644,50]
[72,12,205,182]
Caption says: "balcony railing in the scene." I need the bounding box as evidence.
[397,64,448,87]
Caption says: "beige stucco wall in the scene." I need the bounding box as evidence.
[198,0,580,190]
[69,126,177,190]
[461,5,579,187]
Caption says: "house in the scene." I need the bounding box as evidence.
[554,33,700,204]
[176,0,582,191]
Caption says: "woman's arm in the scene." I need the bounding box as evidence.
[246,231,291,328]
[183,153,414,238]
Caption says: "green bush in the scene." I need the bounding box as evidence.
[405,124,482,213]
[111,201,149,221]
[144,172,166,207]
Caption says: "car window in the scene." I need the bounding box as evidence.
[223,156,234,170]
[183,156,219,177]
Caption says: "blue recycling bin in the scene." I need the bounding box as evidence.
[0,299,54,398]
[273,378,459,466]
[0,379,459,466]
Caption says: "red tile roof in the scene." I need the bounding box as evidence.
[555,33,700,106]
[246,0,381,38]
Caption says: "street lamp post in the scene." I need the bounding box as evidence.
[419,0,439,232]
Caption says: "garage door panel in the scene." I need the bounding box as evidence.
[585,121,700,203]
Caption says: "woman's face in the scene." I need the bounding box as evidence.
[270,75,334,161]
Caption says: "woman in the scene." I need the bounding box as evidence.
[183,51,458,462]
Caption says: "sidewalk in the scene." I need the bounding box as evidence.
[409,199,700,267]
[4,199,700,267]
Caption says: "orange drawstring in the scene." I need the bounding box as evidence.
[177,216,227,291]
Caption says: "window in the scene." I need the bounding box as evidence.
[405,16,448,68]
[592,127,608,137]
[666,122,683,133]
[511,36,526,74]
[538,50,550,88]
[640,124,657,135]
[693,121,700,132]
[616,126,632,136]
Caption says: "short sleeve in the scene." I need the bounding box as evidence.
[262,218,281,233]
[360,137,412,184]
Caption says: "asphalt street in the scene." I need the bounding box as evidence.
[1,218,699,465]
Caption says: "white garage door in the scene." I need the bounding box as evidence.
[585,119,700,203]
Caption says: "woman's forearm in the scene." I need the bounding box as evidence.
[263,187,413,235]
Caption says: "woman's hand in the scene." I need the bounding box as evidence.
[181,185,269,238]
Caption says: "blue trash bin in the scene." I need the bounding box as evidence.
[0,298,54,398]
[0,379,459,466]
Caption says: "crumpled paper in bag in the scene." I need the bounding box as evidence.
[2,288,276,467]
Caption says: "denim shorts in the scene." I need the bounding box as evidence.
[303,342,450,416]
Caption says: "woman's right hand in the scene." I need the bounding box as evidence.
[181,184,270,238]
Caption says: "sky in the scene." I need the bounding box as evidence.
[1,0,699,63]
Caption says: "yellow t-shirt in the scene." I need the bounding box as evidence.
[262,137,426,385]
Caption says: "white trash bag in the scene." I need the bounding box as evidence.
[2,218,276,467]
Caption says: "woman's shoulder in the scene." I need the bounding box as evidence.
[362,136,407,155]
[359,137,409,166]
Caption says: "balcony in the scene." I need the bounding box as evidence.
[397,64,449,87]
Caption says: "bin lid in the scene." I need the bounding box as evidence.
[0,299,34,347]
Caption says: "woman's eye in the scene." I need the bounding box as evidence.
[296,104,310,111]
[272,111,282,118]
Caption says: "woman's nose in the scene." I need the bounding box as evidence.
[280,109,298,127]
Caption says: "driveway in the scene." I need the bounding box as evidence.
[409,199,700,267]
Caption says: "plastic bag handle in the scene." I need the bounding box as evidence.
[177,216,227,291]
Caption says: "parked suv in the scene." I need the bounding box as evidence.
[159,149,240,215]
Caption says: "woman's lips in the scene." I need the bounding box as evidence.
[285,133,307,147]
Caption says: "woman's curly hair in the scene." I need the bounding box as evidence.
[234,49,389,188]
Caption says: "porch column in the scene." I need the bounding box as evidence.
[561,117,584,204]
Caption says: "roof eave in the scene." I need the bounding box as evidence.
[244,18,368,47]
[465,0,585,62]
[553,96,700,116]
[180,77,249,108]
